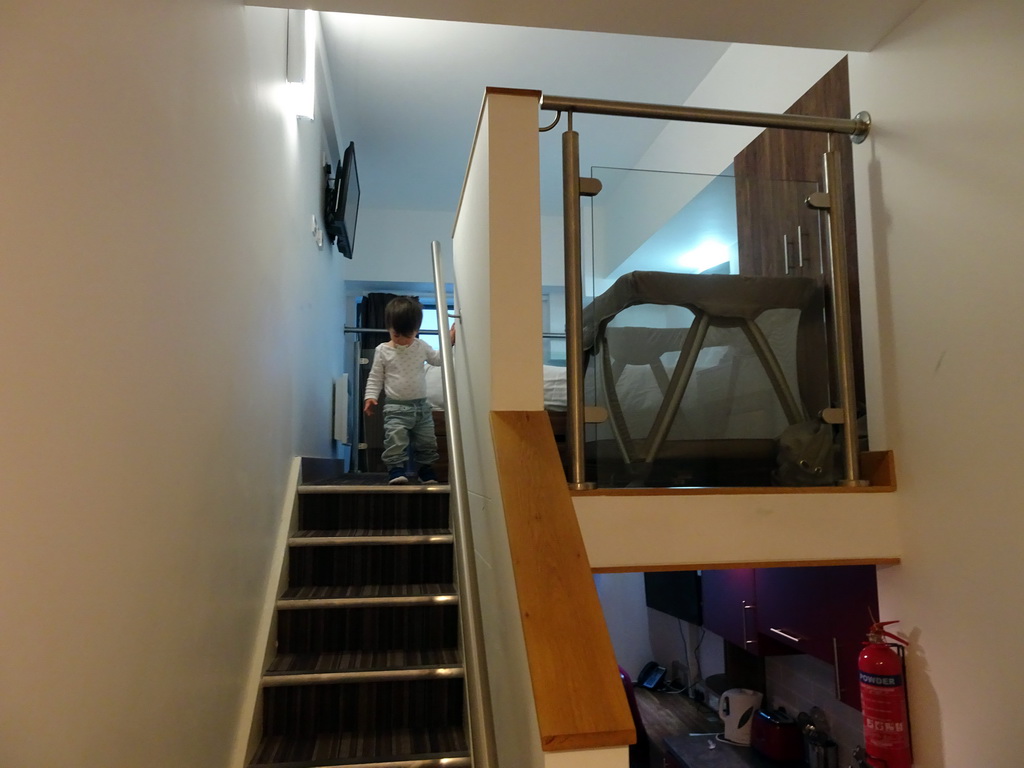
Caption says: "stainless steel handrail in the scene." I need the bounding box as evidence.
[541,94,871,141]
[345,326,443,336]
[550,93,871,487]
[431,240,498,768]
[345,326,567,340]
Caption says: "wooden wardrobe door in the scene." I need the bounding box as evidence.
[734,57,864,423]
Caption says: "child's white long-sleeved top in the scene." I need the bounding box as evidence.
[364,338,442,402]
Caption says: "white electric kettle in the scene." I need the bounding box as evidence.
[718,688,763,745]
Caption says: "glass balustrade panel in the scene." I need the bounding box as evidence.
[582,166,837,488]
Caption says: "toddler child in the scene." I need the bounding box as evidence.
[363,296,444,485]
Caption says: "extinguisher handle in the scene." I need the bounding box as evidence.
[868,620,909,646]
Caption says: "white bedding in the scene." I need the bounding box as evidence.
[424,364,568,412]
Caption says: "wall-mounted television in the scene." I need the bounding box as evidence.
[324,141,360,258]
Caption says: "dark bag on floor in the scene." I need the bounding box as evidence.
[774,419,837,486]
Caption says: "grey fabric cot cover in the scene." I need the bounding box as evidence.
[581,270,821,465]
[582,270,818,352]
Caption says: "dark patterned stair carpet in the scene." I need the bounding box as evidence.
[287,545,453,587]
[275,605,459,654]
[249,725,468,766]
[261,679,465,734]
[298,493,450,532]
[251,463,465,767]
[265,648,461,675]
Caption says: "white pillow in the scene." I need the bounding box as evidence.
[543,365,567,410]
[425,365,444,409]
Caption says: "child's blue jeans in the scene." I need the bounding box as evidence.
[381,398,439,469]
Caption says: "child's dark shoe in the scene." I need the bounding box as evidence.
[388,467,409,485]
[417,465,439,484]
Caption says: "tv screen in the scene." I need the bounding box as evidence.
[324,141,359,258]
[644,570,703,625]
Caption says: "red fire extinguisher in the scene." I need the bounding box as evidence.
[859,620,912,768]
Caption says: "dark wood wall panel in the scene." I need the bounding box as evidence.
[734,57,866,419]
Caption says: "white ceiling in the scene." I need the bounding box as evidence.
[319,14,730,214]
[301,1,924,272]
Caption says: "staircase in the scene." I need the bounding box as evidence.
[248,468,471,768]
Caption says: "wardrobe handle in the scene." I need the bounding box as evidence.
[796,225,804,268]
[832,637,842,698]
[742,602,757,649]
[782,234,791,275]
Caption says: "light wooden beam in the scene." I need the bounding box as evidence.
[490,410,634,752]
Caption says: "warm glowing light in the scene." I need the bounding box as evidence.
[288,10,316,120]
[677,239,731,273]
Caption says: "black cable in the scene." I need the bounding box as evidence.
[692,626,706,689]
[675,619,708,696]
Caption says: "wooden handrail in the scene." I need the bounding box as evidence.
[491,410,634,752]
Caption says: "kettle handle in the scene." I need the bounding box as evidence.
[721,694,730,715]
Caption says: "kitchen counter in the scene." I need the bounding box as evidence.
[665,733,806,768]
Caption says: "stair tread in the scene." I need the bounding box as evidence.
[249,726,468,767]
[260,473,469,767]
[264,649,462,676]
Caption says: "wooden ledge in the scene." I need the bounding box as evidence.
[491,410,634,752]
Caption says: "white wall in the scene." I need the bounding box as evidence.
[0,4,346,767]
[591,46,846,279]
[345,206,456,283]
[452,90,548,768]
[593,573,654,679]
[847,1,1024,765]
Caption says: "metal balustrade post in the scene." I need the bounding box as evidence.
[821,147,866,486]
[561,125,592,490]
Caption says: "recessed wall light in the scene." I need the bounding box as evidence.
[286,9,316,120]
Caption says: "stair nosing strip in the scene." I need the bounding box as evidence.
[260,666,465,686]
[249,756,470,768]
[289,534,454,546]
[276,594,459,609]
[297,483,451,494]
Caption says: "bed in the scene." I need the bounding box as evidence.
[425,364,568,412]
